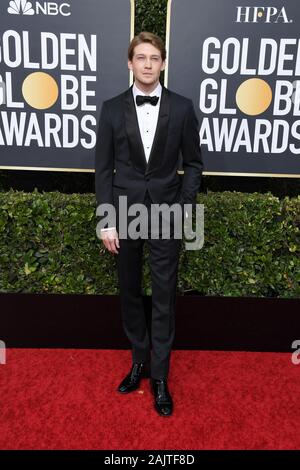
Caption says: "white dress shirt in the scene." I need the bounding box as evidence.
[132,81,162,162]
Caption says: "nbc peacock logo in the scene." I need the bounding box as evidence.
[7,0,35,15]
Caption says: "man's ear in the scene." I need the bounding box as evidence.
[161,61,166,72]
[128,60,133,71]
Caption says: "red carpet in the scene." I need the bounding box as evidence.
[0,349,299,450]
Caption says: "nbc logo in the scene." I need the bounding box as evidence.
[7,0,71,16]
[8,0,34,15]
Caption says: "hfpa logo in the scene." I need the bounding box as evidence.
[236,6,292,23]
[7,0,71,16]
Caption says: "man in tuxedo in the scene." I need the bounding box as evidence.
[95,32,203,416]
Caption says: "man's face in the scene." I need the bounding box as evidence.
[128,42,165,88]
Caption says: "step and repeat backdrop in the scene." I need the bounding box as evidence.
[166,0,300,176]
[0,0,133,171]
[0,0,300,176]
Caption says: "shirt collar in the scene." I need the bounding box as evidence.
[132,81,162,100]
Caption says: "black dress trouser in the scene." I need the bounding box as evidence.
[116,190,182,380]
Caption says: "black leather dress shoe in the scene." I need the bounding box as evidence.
[151,378,173,416]
[117,362,150,393]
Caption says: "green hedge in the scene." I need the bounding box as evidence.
[0,190,299,297]
[135,0,167,39]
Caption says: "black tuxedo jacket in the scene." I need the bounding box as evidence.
[95,85,203,228]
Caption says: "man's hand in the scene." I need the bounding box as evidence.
[101,228,120,254]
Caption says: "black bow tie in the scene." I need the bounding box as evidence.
[136,95,159,106]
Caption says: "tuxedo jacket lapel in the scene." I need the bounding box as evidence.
[146,86,170,176]
[124,85,170,176]
[124,86,147,173]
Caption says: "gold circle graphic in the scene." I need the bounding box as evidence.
[236,78,272,116]
[22,72,59,110]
